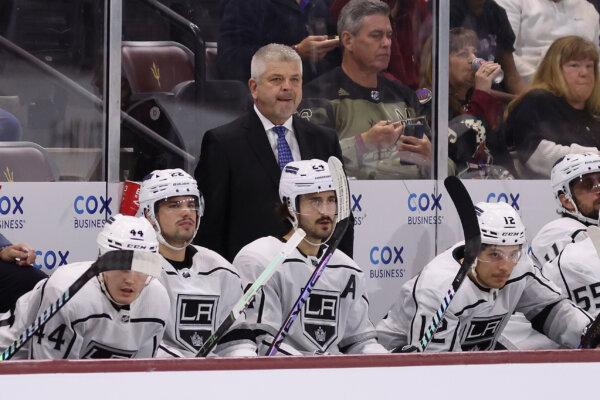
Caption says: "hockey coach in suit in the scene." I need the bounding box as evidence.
[194,43,353,262]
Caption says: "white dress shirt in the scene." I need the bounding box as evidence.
[254,105,302,163]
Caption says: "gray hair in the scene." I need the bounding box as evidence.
[337,0,390,36]
[250,43,303,80]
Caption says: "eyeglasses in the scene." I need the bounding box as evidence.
[477,248,522,264]
[572,173,600,193]
[302,197,337,215]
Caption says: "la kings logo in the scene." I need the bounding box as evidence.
[302,288,339,352]
[176,294,219,351]
[461,314,506,351]
[82,340,137,359]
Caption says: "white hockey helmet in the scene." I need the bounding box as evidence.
[474,202,526,246]
[551,153,600,224]
[279,159,335,224]
[97,214,159,255]
[138,168,203,251]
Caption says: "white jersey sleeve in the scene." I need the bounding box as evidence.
[530,217,587,268]
[0,279,47,359]
[30,262,170,359]
[511,257,593,348]
[544,237,600,317]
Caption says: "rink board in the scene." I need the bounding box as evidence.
[0,351,598,399]
[0,180,554,319]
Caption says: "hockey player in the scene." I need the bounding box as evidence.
[234,159,387,355]
[377,202,594,352]
[0,214,170,359]
[530,153,600,267]
[139,169,256,357]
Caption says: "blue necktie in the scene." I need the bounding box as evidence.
[273,125,294,170]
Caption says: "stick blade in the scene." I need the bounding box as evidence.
[443,176,481,283]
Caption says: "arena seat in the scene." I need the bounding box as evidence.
[0,141,58,181]
[121,41,195,96]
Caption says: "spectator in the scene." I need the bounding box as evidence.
[495,0,600,83]
[505,36,600,178]
[0,108,21,141]
[420,28,515,178]
[0,233,46,313]
[194,44,353,262]
[450,0,525,96]
[301,0,430,179]
[330,0,432,89]
[217,0,340,83]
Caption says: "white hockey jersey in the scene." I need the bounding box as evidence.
[157,245,256,357]
[377,243,592,352]
[530,217,588,268]
[545,237,600,317]
[234,236,386,355]
[0,261,170,359]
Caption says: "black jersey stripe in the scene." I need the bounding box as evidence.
[505,272,561,296]
[556,249,573,300]
[455,299,487,317]
[571,228,587,241]
[327,264,362,273]
[71,313,112,326]
[197,267,240,279]
[130,318,166,327]
[283,258,305,264]
[165,271,178,275]
[449,320,460,350]
[158,344,182,358]
[261,339,292,356]
[219,328,256,345]
[408,273,422,344]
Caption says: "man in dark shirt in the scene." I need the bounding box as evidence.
[301,0,430,179]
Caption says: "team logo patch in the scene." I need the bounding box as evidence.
[302,289,339,352]
[176,294,219,352]
[82,340,137,359]
[460,314,506,351]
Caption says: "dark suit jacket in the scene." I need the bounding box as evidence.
[194,110,354,262]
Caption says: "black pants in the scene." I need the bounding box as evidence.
[0,262,47,313]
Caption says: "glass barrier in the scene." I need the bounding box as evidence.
[0,0,106,182]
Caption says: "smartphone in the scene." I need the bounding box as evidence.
[403,122,425,139]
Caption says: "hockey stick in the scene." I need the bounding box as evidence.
[265,156,350,356]
[195,228,306,357]
[0,250,161,361]
[580,226,600,348]
[400,176,481,352]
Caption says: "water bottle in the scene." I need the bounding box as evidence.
[471,57,504,84]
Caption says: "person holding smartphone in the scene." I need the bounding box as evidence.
[300,0,431,180]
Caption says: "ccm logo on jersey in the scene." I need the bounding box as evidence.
[176,294,218,351]
[82,341,137,359]
[302,289,339,352]
[461,315,505,351]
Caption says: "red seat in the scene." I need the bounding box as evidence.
[121,41,195,95]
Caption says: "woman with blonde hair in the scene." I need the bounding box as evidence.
[505,35,600,178]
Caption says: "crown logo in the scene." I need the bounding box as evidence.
[3,166,14,182]
[151,61,161,88]
[191,331,204,347]
[315,326,326,343]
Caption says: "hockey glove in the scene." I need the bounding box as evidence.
[580,313,600,349]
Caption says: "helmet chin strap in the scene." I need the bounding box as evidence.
[563,193,598,225]
[98,273,128,306]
